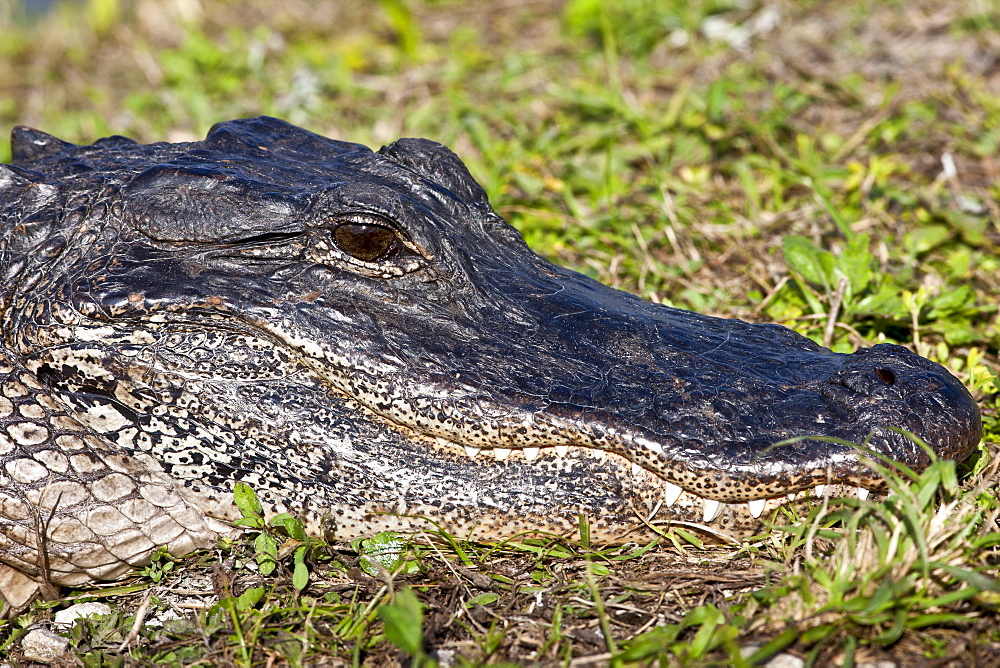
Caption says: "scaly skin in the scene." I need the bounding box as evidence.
[0,117,981,614]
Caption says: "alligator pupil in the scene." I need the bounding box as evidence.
[333,222,397,262]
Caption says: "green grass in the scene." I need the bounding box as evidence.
[1,0,1000,664]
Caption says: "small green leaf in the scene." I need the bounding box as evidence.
[925,586,980,608]
[292,546,309,591]
[235,586,265,611]
[233,482,263,519]
[801,622,836,644]
[358,532,408,576]
[255,532,278,558]
[270,513,308,541]
[681,604,723,657]
[783,235,836,289]
[617,623,683,661]
[945,209,987,246]
[936,563,1000,592]
[745,627,798,664]
[233,516,264,529]
[578,513,591,549]
[861,578,897,614]
[588,563,610,576]
[837,232,873,295]
[255,532,278,576]
[378,587,424,657]
[907,224,951,255]
[937,320,979,346]
[927,284,976,318]
[854,284,905,318]
[670,527,704,549]
[873,608,908,645]
[707,79,727,124]
[467,592,500,607]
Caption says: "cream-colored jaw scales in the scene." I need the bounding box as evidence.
[0,354,226,616]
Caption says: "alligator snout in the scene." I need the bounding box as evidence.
[483,274,982,503]
[819,343,981,467]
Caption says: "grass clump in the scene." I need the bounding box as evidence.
[750,454,1000,663]
[613,453,1000,665]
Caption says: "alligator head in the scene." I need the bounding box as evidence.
[0,117,982,606]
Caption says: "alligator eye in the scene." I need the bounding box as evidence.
[332,222,399,262]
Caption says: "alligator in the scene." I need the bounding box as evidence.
[0,116,982,613]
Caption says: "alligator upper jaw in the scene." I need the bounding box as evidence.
[85,250,980,510]
[273,270,983,505]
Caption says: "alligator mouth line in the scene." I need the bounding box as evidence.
[423,434,876,522]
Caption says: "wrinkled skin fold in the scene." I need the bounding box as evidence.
[0,116,982,613]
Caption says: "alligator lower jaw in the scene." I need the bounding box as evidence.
[423,435,876,527]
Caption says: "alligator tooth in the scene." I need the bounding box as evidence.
[857,487,869,501]
[631,462,644,476]
[464,446,481,458]
[747,498,766,519]
[555,445,569,457]
[494,448,511,461]
[664,481,683,506]
[813,484,827,497]
[523,447,540,461]
[702,498,723,522]
[787,493,796,501]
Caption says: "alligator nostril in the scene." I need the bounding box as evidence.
[874,367,896,386]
